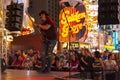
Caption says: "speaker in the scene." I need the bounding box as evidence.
[5,3,24,31]
[98,0,119,25]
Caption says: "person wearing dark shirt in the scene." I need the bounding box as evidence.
[93,51,104,80]
[34,10,57,73]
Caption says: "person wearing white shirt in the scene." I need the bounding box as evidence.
[104,53,118,80]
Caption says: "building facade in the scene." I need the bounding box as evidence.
[29,0,60,28]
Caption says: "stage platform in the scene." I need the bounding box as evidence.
[1,69,93,80]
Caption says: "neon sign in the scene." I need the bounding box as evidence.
[59,7,86,42]
[88,5,98,16]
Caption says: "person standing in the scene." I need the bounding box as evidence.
[34,10,57,73]
[104,53,118,80]
[92,51,104,80]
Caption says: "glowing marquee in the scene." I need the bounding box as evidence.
[59,7,86,42]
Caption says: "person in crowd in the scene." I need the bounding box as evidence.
[92,51,104,80]
[34,10,57,73]
[57,55,66,71]
[14,50,21,60]
[27,49,34,57]
[22,57,31,70]
[51,53,60,71]
[104,53,118,80]
[84,49,95,79]
[70,51,79,72]
[21,50,27,61]
[78,48,85,71]
[62,53,69,71]
[7,52,14,67]
[34,58,42,70]
[33,52,42,70]
[102,50,109,61]
[22,50,38,70]
[78,48,88,79]
[12,55,23,69]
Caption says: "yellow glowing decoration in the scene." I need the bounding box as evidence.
[61,11,85,24]
[62,24,69,37]
[84,0,98,31]
[71,24,83,33]
[59,7,86,42]
[21,13,35,35]
[61,10,70,24]
[62,42,68,49]
[104,45,115,50]
[28,16,34,28]
[0,10,3,22]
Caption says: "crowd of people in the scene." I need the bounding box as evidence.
[6,48,120,80]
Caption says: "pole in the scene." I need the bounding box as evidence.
[62,8,72,78]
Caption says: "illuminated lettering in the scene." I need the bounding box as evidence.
[61,23,83,37]
[61,11,85,24]
[71,24,83,33]
[61,10,70,24]
[62,24,69,37]
[60,7,86,38]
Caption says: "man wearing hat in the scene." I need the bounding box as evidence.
[34,10,57,73]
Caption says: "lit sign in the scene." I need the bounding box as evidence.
[70,42,79,49]
[62,42,79,49]
[104,45,115,50]
[88,5,98,16]
[80,43,90,48]
[59,7,86,42]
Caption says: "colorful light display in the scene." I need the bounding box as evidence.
[0,10,3,22]
[113,31,118,50]
[59,0,118,51]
